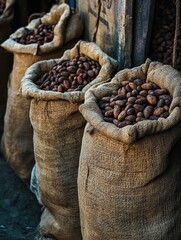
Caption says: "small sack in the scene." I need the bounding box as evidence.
[1,3,83,183]
[78,60,181,240]
[0,0,15,134]
[21,40,117,240]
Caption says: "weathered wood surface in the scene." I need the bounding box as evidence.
[77,0,133,69]
[133,0,156,66]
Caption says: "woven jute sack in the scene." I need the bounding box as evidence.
[21,40,117,240]
[78,60,181,240]
[0,0,15,134]
[1,3,83,183]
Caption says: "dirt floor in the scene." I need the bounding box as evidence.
[0,152,43,240]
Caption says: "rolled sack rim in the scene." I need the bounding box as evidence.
[79,97,181,145]
[79,61,181,144]
[21,58,84,103]
[21,40,117,102]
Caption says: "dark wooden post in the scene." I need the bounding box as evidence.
[133,0,156,67]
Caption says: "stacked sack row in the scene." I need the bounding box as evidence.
[1,2,181,240]
[1,3,83,183]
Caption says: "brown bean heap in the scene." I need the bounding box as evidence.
[150,0,181,72]
[0,0,6,15]
[98,79,172,128]
[14,24,55,46]
[35,55,101,92]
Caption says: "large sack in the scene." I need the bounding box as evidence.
[78,60,181,240]
[0,0,15,134]
[1,3,83,183]
[21,40,117,240]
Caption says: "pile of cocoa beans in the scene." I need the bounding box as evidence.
[98,79,172,128]
[0,0,5,15]
[35,55,101,92]
[14,24,55,45]
[150,0,181,71]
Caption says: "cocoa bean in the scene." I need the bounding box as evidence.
[143,106,153,118]
[141,83,153,90]
[118,110,127,121]
[153,107,165,116]
[113,105,121,118]
[146,95,157,105]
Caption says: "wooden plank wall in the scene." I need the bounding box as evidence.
[77,0,133,70]
[132,0,156,66]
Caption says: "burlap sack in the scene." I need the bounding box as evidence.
[21,40,117,240]
[78,60,181,240]
[0,0,15,134]
[1,3,83,183]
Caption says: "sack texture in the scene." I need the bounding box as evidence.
[0,0,15,134]
[1,3,83,183]
[21,40,117,240]
[78,60,181,240]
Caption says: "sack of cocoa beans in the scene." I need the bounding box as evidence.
[0,0,15,135]
[0,3,83,183]
[21,40,117,240]
[78,59,181,240]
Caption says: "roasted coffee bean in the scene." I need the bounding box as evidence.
[129,82,137,90]
[137,112,144,117]
[127,108,135,115]
[118,120,132,128]
[115,100,126,107]
[118,87,127,96]
[134,104,145,113]
[113,119,120,127]
[139,90,148,97]
[146,95,157,105]
[133,79,143,85]
[149,115,158,120]
[35,55,101,92]
[98,78,172,128]
[157,99,165,107]
[105,110,114,117]
[154,89,168,95]
[120,81,129,87]
[153,107,165,116]
[136,117,146,122]
[14,23,55,46]
[118,110,127,121]
[125,115,136,122]
[132,89,139,96]
[128,96,137,104]
[143,106,154,119]
[103,117,113,123]
[141,83,153,90]
[102,97,111,103]
[113,105,122,118]
[160,111,169,118]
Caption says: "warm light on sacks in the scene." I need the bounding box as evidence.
[78,60,181,240]
[21,40,117,240]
